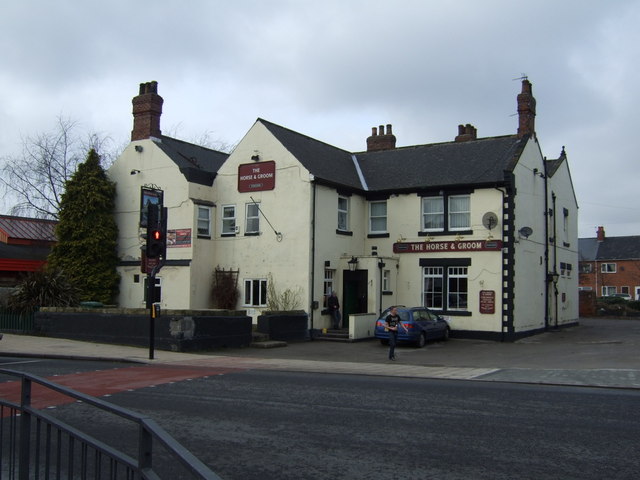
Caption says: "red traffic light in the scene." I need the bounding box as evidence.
[153,230,162,240]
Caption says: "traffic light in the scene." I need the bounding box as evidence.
[146,204,167,259]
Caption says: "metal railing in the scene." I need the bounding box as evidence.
[0,309,35,333]
[0,368,223,479]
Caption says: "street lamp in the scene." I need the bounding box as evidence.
[348,256,358,272]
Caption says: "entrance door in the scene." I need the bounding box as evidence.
[342,270,368,328]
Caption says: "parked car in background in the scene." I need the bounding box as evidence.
[374,306,450,348]
[610,293,632,301]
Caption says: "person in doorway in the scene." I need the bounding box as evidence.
[385,306,408,361]
[328,291,341,329]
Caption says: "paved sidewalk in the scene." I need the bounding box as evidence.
[2,317,640,389]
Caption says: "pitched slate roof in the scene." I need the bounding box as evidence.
[356,136,524,192]
[259,119,524,193]
[579,236,640,261]
[0,215,57,244]
[156,136,229,186]
[260,119,361,190]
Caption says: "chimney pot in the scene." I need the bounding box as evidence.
[517,79,536,138]
[131,81,164,141]
[366,123,397,152]
[455,123,477,142]
[597,226,605,242]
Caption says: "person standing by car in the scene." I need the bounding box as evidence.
[328,291,341,329]
[385,306,408,360]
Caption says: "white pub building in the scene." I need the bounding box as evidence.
[109,79,578,340]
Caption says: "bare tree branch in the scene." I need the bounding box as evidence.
[0,116,116,219]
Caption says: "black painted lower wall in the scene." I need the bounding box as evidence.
[257,312,309,342]
[34,309,253,352]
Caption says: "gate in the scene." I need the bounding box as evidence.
[0,368,222,479]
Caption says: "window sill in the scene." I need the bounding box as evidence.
[197,235,211,240]
[244,232,260,237]
[382,291,393,296]
[336,229,353,236]
[418,229,473,237]
[368,233,390,238]
[434,310,472,317]
[221,233,236,238]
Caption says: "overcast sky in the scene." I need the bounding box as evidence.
[1,0,638,238]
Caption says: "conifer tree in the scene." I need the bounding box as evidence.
[48,149,120,304]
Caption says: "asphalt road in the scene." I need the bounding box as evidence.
[5,359,638,480]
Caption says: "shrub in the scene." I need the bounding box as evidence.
[266,274,302,311]
[8,269,80,313]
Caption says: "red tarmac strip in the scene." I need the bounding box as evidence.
[0,364,241,416]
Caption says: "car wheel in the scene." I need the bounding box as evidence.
[442,327,450,341]
[415,332,426,348]
[380,339,389,346]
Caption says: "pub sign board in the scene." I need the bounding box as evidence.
[393,240,503,254]
[479,290,496,314]
[238,161,276,193]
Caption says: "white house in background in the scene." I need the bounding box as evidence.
[108,79,578,340]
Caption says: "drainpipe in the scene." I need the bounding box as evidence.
[309,178,317,339]
[494,186,507,341]
[378,258,385,316]
[542,162,550,331]
[552,191,559,328]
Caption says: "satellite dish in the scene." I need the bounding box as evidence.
[482,212,498,230]
[518,226,533,238]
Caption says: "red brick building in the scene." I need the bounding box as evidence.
[0,215,57,286]
[578,226,640,300]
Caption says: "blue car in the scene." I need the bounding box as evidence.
[374,306,450,348]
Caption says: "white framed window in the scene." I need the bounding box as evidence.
[338,196,349,231]
[602,286,616,296]
[423,265,469,311]
[323,269,335,307]
[369,201,387,233]
[448,195,470,231]
[382,269,391,291]
[579,263,593,274]
[197,206,211,237]
[423,267,443,309]
[246,202,260,234]
[422,197,444,231]
[221,205,236,235]
[244,278,267,306]
[601,263,616,273]
[447,266,468,310]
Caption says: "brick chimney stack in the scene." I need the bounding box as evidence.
[517,78,536,138]
[597,226,605,242]
[131,81,163,141]
[455,124,477,142]
[366,124,396,152]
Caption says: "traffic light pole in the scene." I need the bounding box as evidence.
[147,260,164,360]
[144,203,167,361]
